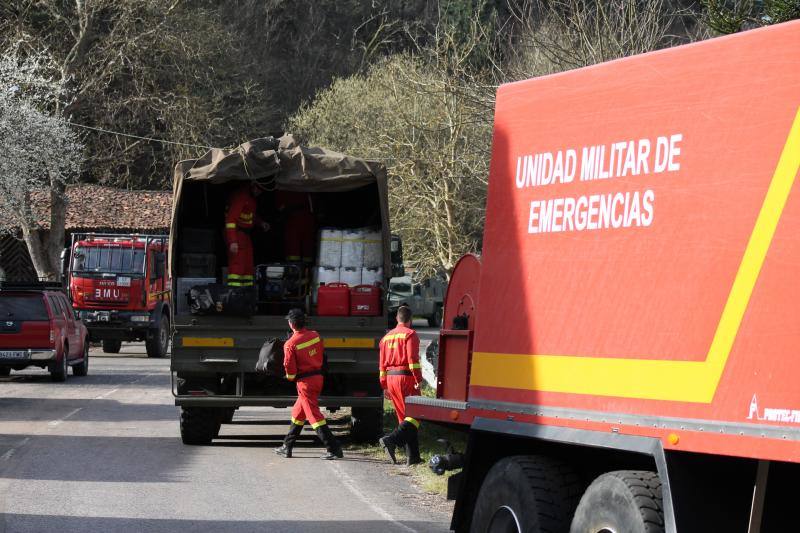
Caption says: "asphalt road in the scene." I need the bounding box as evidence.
[0,342,451,533]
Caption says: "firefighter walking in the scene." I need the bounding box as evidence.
[225,182,268,287]
[275,308,343,460]
[378,305,422,465]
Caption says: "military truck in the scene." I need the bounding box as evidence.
[388,274,446,327]
[169,136,403,445]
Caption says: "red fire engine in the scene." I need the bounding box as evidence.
[68,233,171,358]
[408,21,800,533]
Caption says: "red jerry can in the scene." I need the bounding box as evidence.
[350,285,381,316]
[317,282,351,316]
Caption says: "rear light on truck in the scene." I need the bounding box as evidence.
[49,330,54,344]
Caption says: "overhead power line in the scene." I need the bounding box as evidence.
[65,121,213,150]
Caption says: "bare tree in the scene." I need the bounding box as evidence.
[0,51,83,280]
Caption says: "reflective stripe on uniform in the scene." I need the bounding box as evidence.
[403,417,420,428]
[381,333,408,343]
[291,418,305,426]
[409,363,421,370]
[311,419,327,429]
[227,274,254,280]
[286,255,301,261]
[227,281,253,287]
[286,373,296,380]
[296,336,321,350]
[225,223,237,229]
[239,212,253,220]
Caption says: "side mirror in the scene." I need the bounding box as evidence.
[60,247,70,282]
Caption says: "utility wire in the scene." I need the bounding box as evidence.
[65,120,214,150]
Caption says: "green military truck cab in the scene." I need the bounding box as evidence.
[169,136,396,445]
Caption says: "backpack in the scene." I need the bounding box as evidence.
[256,337,285,376]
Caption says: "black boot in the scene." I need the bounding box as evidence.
[403,421,422,465]
[316,423,343,460]
[379,425,408,465]
[275,422,304,458]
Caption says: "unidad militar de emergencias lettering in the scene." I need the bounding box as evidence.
[514,134,683,234]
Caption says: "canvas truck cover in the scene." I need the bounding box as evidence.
[170,135,391,273]
[413,21,800,463]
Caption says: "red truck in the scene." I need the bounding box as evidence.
[68,233,171,358]
[408,21,800,533]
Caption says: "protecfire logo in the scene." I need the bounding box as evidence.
[747,394,800,424]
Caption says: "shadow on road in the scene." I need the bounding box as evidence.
[0,398,177,422]
[0,435,193,483]
[0,515,444,533]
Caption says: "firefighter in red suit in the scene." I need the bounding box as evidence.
[225,182,269,287]
[378,305,422,465]
[275,308,343,460]
[275,190,316,263]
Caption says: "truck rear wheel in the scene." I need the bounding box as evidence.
[0,367,10,377]
[350,406,383,443]
[470,456,581,533]
[146,315,169,358]
[180,407,221,445]
[102,339,122,353]
[569,470,664,533]
[428,306,442,328]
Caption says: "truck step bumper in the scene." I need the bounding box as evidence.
[174,395,383,409]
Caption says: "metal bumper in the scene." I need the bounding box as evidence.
[0,349,56,364]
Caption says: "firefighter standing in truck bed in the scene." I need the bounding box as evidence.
[378,305,422,465]
[275,308,343,460]
[225,182,269,287]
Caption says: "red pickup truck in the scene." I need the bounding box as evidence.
[0,281,89,381]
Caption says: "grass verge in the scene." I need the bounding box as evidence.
[347,384,467,496]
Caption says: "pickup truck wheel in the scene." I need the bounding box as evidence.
[350,406,383,443]
[0,368,10,377]
[72,342,89,377]
[146,315,169,358]
[50,347,68,383]
[470,456,582,533]
[180,407,220,445]
[569,471,664,533]
[102,339,122,353]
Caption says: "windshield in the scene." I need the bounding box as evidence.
[390,283,412,294]
[0,295,48,320]
[72,246,146,274]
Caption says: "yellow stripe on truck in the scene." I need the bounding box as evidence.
[181,337,235,348]
[471,106,800,404]
[324,337,376,349]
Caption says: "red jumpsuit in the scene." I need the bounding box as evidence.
[379,325,421,427]
[284,328,328,429]
[225,184,258,286]
[275,191,315,263]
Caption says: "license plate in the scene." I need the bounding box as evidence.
[0,350,28,360]
[117,276,131,287]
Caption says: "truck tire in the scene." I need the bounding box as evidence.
[146,314,170,358]
[0,368,10,377]
[50,347,68,383]
[569,470,664,533]
[350,406,383,443]
[220,407,237,424]
[180,407,220,445]
[470,455,582,533]
[102,339,122,353]
[72,342,89,377]
[428,306,443,328]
